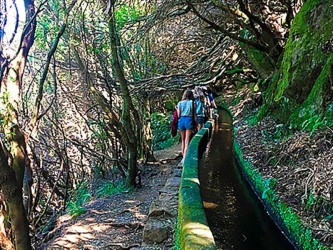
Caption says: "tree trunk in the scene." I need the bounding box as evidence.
[264,0,333,126]
[127,145,138,187]
[0,0,36,248]
[0,143,31,250]
[107,9,138,187]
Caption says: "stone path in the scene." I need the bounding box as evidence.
[138,162,182,249]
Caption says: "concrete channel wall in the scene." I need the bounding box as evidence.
[177,121,216,250]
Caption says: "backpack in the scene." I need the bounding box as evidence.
[171,110,178,137]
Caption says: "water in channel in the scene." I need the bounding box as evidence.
[199,109,295,250]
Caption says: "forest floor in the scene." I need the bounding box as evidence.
[41,144,182,250]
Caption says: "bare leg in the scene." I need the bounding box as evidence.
[180,129,186,156]
[184,129,192,157]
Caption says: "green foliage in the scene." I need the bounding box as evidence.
[260,124,289,143]
[35,0,65,48]
[96,181,129,198]
[164,97,179,111]
[67,201,86,218]
[151,112,179,150]
[249,82,259,93]
[88,119,109,149]
[273,124,285,140]
[300,115,326,135]
[304,191,318,211]
[115,3,144,30]
[257,71,280,121]
[173,219,181,250]
[67,181,92,218]
[239,29,275,78]
[261,178,278,203]
[231,95,242,106]
[245,115,258,126]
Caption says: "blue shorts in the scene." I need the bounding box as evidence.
[197,116,205,125]
[178,116,194,130]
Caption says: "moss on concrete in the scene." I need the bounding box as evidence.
[177,121,216,249]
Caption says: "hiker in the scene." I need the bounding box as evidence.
[203,86,217,109]
[194,86,206,130]
[203,86,217,118]
[176,89,197,161]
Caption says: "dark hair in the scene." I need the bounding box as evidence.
[181,89,194,100]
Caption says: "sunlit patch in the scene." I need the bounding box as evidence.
[3,0,25,56]
[125,199,137,204]
[88,224,111,232]
[84,217,98,223]
[67,225,90,233]
[203,201,218,209]
[184,177,200,185]
[183,222,215,245]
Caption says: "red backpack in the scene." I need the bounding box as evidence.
[171,110,178,137]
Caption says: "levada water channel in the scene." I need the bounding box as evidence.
[199,109,296,250]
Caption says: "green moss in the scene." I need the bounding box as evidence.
[239,29,275,78]
[274,0,333,109]
[289,53,333,129]
[234,141,265,192]
[178,121,216,249]
[173,219,181,250]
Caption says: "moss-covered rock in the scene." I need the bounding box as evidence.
[271,0,333,126]
[289,53,333,128]
[239,29,276,78]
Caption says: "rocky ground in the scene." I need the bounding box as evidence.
[227,87,333,247]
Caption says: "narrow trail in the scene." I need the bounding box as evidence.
[41,144,182,250]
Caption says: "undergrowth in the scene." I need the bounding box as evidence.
[151,112,179,150]
[298,114,333,136]
[96,181,129,197]
[67,181,91,218]
[67,180,130,218]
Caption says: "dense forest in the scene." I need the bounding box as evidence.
[0,0,332,249]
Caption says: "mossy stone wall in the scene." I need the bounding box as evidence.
[272,0,333,125]
[177,122,216,250]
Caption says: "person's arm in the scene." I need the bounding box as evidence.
[209,94,217,108]
[193,102,198,124]
[211,99,217,108]
[176,105,180,118]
